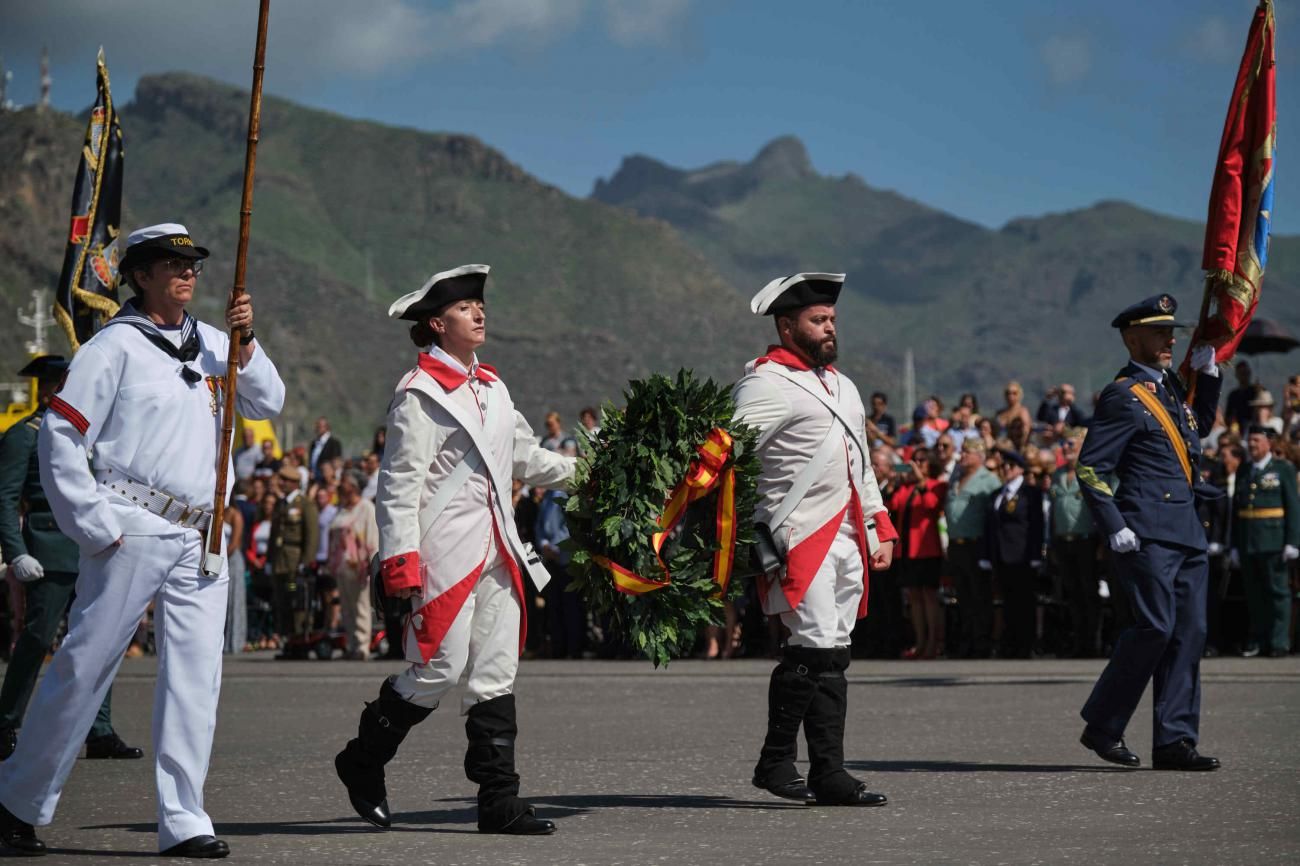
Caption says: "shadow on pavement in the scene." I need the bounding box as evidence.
[863,678,1084,688]
[86,815,478,837]
[420,793,806,821]
[45,848,158,859]
[846,759,1122,773]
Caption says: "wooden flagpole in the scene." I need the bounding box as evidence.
[205,0,270,574]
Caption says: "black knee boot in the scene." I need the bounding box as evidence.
[752,646,824,802]
[804,648,887,807]
[335,677,433,828]
[464,694,555,835]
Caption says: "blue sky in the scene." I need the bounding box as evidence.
[3,0,1295,233]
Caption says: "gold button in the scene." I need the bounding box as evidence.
[1251,483,1257,489]
[1163,492,1171,500]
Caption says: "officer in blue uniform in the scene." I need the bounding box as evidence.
[1075,295,1223,771]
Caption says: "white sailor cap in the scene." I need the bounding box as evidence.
[750,272,845,316]
[119,222,209,271]
[388,264,490,321]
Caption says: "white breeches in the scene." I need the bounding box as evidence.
[0,527,228,851]
[391,555,520,715]
[780,516,864,649]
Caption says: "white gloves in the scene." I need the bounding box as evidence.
[1284,545,1300,563]
[977,559,993,571]
[1190,344,1219,377]
[1229,548,1241,569]
[1109,528,1140,554]
[9,554,44,582]
[1098,580,1111,600]
[1207,542,1224,556]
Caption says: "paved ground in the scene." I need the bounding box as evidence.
[3,655,1298,865]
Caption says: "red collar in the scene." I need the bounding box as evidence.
[417,353,498,391]
[753,344,834,373]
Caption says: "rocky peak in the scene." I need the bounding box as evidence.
[747,135,813,182]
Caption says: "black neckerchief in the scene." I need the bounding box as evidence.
[105,298,204,382]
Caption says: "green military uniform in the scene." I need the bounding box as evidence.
[0,409,114,745]
[268,487,319,637]
[945,465,1001,657]
[1232,456,1300,654]
[1050,467,1101,656]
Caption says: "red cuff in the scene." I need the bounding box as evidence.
[870,510,899,544]
[381,551,421,594]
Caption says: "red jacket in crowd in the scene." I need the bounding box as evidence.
[887,477,949,560]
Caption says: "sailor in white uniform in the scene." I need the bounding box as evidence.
[0,224,284,859]
[334,265,573,837]
[734,273,897,807]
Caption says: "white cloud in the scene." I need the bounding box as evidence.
[1,0,694,95]
[1040,34,1092,86]
[602,0,693,45]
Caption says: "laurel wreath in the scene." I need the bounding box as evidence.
[564,370,760,667]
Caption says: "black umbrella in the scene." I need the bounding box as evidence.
[1237,318,1300,355]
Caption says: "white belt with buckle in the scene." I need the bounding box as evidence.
[94,467,213,534]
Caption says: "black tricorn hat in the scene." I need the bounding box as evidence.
[18,355,70,380]
[388,264,489,322]
[750,272,845,316]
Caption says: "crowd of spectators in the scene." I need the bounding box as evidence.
[23,364,1296,665]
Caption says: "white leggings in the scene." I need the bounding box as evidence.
[391,558,520,715]
[780,516,864,649]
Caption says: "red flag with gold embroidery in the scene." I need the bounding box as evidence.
[1183,1,1276,378]
[54,49,124,351]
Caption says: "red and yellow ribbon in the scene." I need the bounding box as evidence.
[593,427,739,599]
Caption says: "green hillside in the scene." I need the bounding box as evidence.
[0,74,799,448]
[593,139,1300,404]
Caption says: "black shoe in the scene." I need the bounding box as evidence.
[334,750,390,829]
[1152,739,1220,771]
[486,807,556,836]
[1266,648,1291,659]
[1080,727,1140,768]
[1240,644,1261,658]
[160,835,230,858]
[0,802,46,856]
[85,732,144,760]
[0,728,15,761]
[815,783,887,807]
[752,775,815,804]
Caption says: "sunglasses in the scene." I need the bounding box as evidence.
[155,257,204,276]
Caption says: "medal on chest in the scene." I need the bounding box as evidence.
[1182,403,1198,432]
[1005,495,1018,515]
[205,376,223,417]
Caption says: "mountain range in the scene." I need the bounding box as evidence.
[593,136,1300,405]
[1,73,1296,449]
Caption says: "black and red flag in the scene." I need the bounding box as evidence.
[1182,0,1276,381]
[54,48,124,351]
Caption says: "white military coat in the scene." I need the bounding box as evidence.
[731,346,897,615]
[376,347,574,663]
